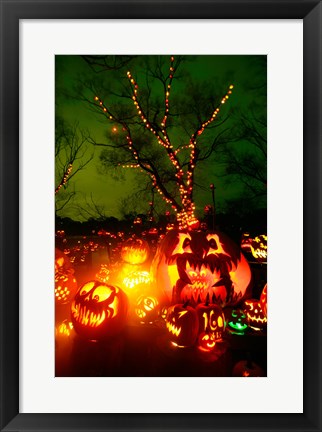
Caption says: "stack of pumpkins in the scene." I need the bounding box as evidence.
[151,228,267,350]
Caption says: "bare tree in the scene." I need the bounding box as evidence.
[78,55,234,229]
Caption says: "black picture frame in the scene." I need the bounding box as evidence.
[1,1,321,431]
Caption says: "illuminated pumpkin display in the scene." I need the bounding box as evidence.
[71,281,128,340]
[165,303,199,347]
[243,299,267,330]
[196,298,225,351]
[121,238,150,265]
[241,233,267,263]
[152,230,251,307]
[232,359,265,377]
[55,271,78,305]
[260,284,267,316]
[226,309,248,334]
[134,295,159,323]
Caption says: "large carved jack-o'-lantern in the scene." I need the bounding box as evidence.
[152,230,251,307]
[71,281,128,340]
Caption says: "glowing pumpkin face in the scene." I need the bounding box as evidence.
[121,238,149,265]
[134,295,159,323]
[196,301,225,350]
[243,299,267,330]
[241,234,267,263]
[165,304,199,347]
[71,281,128,340]
[55,319,74,339]
[227,309,248,334]
[198,331,217,352]
[122,271,150,293]
[152,230,251,307]
[260,284,267,316]
[55,272,77,305]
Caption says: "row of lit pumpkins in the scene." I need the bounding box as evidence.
[57,229,255,310]
[57,277,267,350]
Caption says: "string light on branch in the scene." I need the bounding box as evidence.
[55,164,73,194]
[93,73,235,231]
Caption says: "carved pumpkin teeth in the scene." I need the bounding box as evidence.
[166,321,181,337]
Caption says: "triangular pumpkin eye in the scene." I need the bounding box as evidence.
[178,310,188,318]
[182,238,191,249]
[208,238,217,249]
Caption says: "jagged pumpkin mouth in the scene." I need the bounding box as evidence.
[166,253,232,301]
[71,302,113,327]
[166,321,182,337]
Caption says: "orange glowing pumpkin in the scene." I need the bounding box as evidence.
[196,299,225,351]
[121,238,149,265]
[243,299,267,330]
[122,270,151,291]
[152,230,251,307]
[134,294,159,323]
[165,303,199,347]
[55,271,78,305]
[71,281,128,340]
[55,248,73,273]
[241,233,267,263]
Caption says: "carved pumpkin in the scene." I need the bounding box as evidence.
[134,294,159,323]
[95,264,110,283]
[241,233,267,263]
[260,284,267,316]
[71,281,128,340]
[226,308,248,334]
[55,319,74,339]
[197,331,217,352]
[55,248,73,273]
[55,271,77,305]
[196,297,225,350]
[122,270,150,291]
[152,230,251,307]
[165,303,199,347]
[121,238,149,265]
[243,299,267,330]
[232,359,265,377]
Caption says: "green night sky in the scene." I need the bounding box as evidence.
[55,55,266,222]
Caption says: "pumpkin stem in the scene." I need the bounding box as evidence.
[205,292,210,306]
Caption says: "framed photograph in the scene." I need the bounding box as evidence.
[1,0,321,431]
